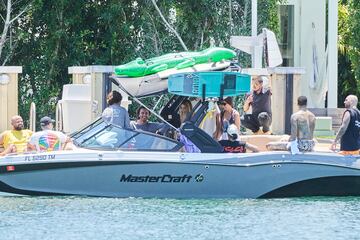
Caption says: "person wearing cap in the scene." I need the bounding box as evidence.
[213,97,241,141]
[102,90,131,129]
[0,115,33,153]
[219,124,259,153]
[242,76,272,134]
[28,116,69,152]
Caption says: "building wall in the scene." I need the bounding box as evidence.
[283,0,327,108]
[0,67,22,133]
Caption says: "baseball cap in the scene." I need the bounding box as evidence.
[40,116,55,126]
[227,124,238,136]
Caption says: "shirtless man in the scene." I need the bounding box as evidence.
[330,95,360,155]
[266,96,316,152]
[288,96,316,151]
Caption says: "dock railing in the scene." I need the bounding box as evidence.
[55,101,63,132]
[29,102,36,132]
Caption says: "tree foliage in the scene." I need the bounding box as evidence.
[337,2,357,105]
[6,0,280,122]
[337,0,360,107]
[348,0,360,95]
[0,0,31,65]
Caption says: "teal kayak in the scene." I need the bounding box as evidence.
[168,72,251,98]
[114,47,236,77]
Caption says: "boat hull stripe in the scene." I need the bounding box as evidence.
[260,176,360,198]
[0,161,156,174]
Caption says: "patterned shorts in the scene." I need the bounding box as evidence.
[297,139,315,152]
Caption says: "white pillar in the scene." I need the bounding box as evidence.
[327,0,338,108]
[251,0,262,68]
[0,66,22,133]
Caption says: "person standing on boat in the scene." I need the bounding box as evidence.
[331,95,360,155]
[213,97,241,140]
[28,116,70,152]
[266,96,316,153]
[219,124,259,153]
[102,90,131,129]
[133,106,164,133]
[241,76,272,134]
[0,115,33,153]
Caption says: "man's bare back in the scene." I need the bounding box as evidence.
[266,96,316,152]
[290,110,316,141]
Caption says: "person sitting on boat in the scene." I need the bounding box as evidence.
[331,95,360,155]
[219,124,259,153]
[179,99,193,124]
[0,144,16,156]
[132,106,164,133]
[102,90,131,129]
[175,99,201,153]
[0,115,33,153]
[241,76,272,135]
[266,96,316,153]
[213,97,241,141]
[28,116,70,152]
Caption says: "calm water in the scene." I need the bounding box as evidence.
[0,196,359,240]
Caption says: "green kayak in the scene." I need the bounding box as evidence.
[114,47,236,77]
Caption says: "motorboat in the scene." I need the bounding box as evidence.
[1,120,360,198]
[1,72,360,198]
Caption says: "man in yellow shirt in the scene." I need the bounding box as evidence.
[0,115,33,153]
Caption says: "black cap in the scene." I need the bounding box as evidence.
[40,116,55,126]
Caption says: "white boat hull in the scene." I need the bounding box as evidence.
[1,151,360,198]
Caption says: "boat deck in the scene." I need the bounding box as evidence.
[239,134,333,153]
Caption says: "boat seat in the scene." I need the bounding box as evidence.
[240,135,332,153]
[180,121,223,153]
[239,135,289,152]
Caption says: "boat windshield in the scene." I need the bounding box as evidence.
[72,119,182,152]
[71,118,105,143]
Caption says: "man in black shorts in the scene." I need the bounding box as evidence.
[331,95,360,155]
[241,76,272,134]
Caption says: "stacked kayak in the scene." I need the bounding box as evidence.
[114,47,236,77]
[112,47,246,97]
